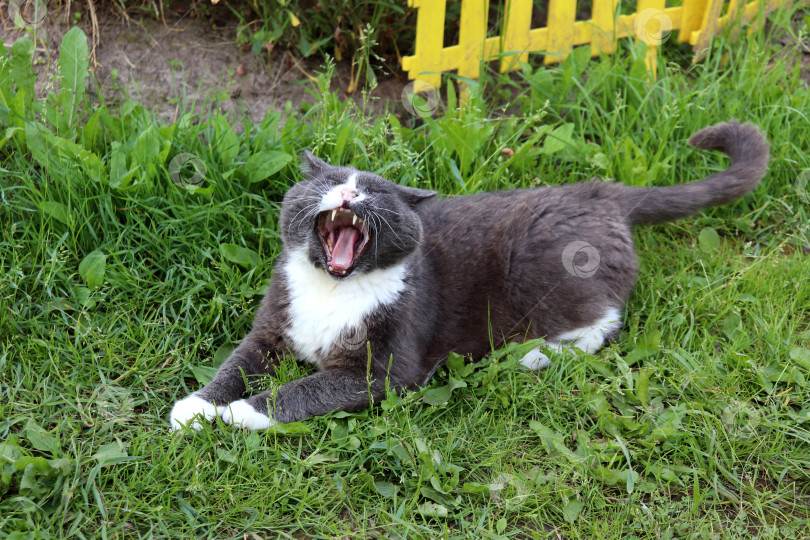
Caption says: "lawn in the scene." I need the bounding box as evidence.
[1,5,810,539]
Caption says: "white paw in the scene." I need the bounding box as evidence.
[519,347,552,370]
[221,399,275,430]
[170,394,220,431]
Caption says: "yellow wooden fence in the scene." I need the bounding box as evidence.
[402,0,783,90]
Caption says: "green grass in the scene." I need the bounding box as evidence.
[2,7,810,539]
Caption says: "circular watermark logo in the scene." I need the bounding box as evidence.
[168,153,206,188]
[93,386,135,422]
[336,324,368,351]
[562,241,600,278]
[8,0,47,28]
[634,8,673,46]
[401,80,440,117]
[796,169,810,203]
[721,400,761,440]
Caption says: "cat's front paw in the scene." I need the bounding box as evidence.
[170,394,223,431]
[221,399,276,430]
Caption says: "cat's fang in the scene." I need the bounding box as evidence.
[352,215,357,225]
[331,209,337,221]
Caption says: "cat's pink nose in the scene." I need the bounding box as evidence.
[341,186,356,200]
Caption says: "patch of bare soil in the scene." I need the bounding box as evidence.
[0,3,409,126]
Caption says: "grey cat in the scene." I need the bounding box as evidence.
[170,120,769,430]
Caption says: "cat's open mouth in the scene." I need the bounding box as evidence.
[317,208,370,277]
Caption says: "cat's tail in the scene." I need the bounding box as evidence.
[620,121,770,226]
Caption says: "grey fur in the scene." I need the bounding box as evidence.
[175,120,769,427]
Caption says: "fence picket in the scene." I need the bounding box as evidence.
[500,0,533,72]
[680,0,710,43]
[591,1,620,56]
[544,0,577,65]
[457,0,489,81]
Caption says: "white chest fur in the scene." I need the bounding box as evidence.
[283,249,408,364]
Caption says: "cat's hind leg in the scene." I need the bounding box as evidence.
[555,307,622,354]
[518,307,622,370]
[519,347,554,370]
[170,334,279,431]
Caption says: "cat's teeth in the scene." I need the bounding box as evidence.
[352,215,357,225]
[331,209,337,221]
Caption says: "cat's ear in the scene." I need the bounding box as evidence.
[300,150,329,178]
[397,185,438,206]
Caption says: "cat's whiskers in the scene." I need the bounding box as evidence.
[367,212,382,263]
[370,209,419,250]
[293,185,319,195]
[294,182,329,197]
[296,207,322,234]
[287,201,319,230]
[368,212,393,264]
[288,201,322,235]
[377,208,427,249]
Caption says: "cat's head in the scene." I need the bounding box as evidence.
[279,152,436,279]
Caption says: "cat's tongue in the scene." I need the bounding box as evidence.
[331,226,360,270]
